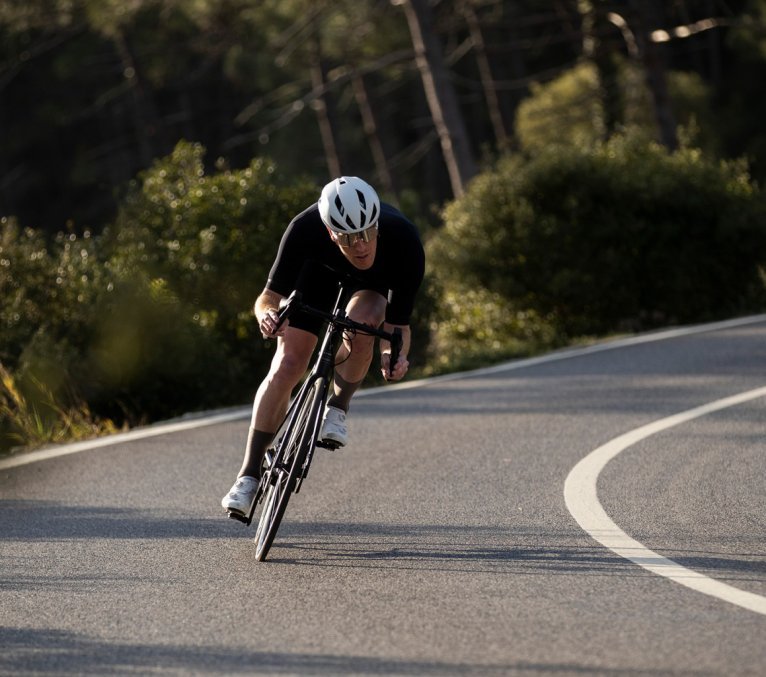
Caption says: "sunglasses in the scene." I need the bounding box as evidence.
[334,224,379,247]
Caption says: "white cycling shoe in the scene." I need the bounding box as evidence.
[320,406,348,447]
[221,475,259,514]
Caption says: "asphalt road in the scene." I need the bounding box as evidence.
[2,317,765,676]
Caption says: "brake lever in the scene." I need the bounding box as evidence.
[275,290,301,331]
[388,327,402,379]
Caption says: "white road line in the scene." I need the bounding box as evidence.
[2,313,765,471]
[0,410,250,471]
[362,312,766,394]
[564,386,766,616]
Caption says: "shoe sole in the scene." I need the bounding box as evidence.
[318,438,345,450]
[226,509,250,524]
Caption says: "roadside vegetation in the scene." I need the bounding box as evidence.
[3,2,766,454]
[3,131,765,455]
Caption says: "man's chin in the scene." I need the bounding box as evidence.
[351,256,373,270]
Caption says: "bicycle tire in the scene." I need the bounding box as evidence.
[254,377,326,561]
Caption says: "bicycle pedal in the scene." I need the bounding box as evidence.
[317,439,342,451]
[227,510,251,525]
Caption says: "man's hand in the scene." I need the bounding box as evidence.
[259,308,287,339]
[381,353,409,382]
[254,289,288,339]
[380,323,411,382]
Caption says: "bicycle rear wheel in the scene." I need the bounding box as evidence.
[254,378,325,561]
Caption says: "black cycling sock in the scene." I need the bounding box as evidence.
[238,427,273,479]
[326,372,363,413]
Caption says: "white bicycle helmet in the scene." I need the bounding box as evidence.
[318,176,380,234]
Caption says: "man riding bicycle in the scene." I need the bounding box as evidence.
[222,176,425,515]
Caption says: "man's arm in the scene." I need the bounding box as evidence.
[254,288,287,338]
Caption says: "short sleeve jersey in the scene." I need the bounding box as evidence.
[266,202,425,325]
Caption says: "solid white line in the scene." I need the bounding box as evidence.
[3,313,765,471]
[0,409,249,471]
[564,386,766,616]
[361,312,766,395]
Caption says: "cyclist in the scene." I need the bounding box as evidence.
[222,176,425,515]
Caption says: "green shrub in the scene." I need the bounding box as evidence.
[104,141,317,351]
[0,218,111,389]
[515,61,609,152]
[84,273,234,422]
[1,142,321,444]
[430,135,766,338]
[1,218,119,449]
[424,276,559,374]
[515,59,717,156]
[93,141,320,417]
[0,219,54,366]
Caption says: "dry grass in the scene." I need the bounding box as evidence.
[0,363,120,455]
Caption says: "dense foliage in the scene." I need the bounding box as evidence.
[430,134,766,346]
[0,143,318,448]
[101,142,318,416]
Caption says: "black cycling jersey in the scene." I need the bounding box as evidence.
[266,202,425,327]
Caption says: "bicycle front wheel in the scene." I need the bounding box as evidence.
[254,378,326,561]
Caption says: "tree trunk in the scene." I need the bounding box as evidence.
[705,0,722,91]
[462,0,508,149]
[394,0,476,197]
[113,31,163,165]
[578,0,621,139]
[628,0,678,150]
[308,33,342,178]
[351,72,397,199]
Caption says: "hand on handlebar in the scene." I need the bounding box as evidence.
[381,353,409,382]
[260,308,288,339]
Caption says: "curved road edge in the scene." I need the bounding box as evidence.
[564,386,766,617]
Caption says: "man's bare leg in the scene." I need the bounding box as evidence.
[238,326,316,478]
[326,290,387,412]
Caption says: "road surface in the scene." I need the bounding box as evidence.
[2,316,765,675]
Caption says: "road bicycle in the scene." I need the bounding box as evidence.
[226,277,402,561]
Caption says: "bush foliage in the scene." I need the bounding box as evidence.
[429,134,766,346]
[4,135,766,452]
[97,141,318,418]
[515,59,719,158]
[1,142,317,449]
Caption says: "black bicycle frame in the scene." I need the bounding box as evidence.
[275,281,350,490]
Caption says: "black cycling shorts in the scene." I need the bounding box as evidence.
[284,263,388,337]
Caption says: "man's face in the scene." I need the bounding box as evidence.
[328,225,378,270]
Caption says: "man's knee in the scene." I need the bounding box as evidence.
[347,292,386,328]
[269,333,314,385]
[270,353,307,384]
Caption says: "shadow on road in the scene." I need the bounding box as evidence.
[0,625,682,676]
[266,521,766,582]
[1,501,762,583]
[0,499,229,541]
